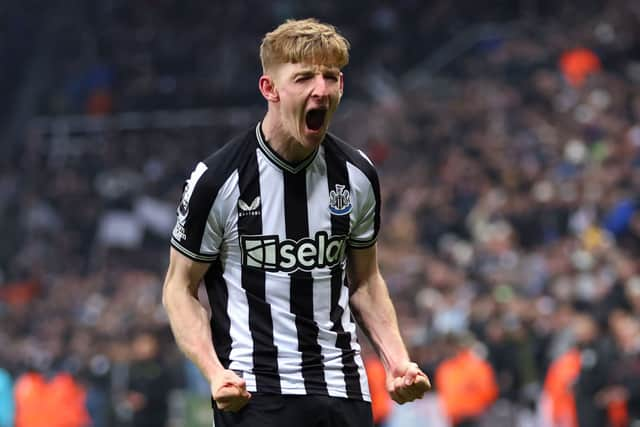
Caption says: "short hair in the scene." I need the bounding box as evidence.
[260,18,350,73]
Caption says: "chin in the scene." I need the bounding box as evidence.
[302,131,326,147]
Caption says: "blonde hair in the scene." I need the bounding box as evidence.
[260,18,350,72]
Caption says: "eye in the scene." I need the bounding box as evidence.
[295,75,312,83]
[325,74,339,81]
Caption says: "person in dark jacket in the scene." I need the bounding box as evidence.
[126,331,172,427]
[597,313,640,426]
[571,314,612,427]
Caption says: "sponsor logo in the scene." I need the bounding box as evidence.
[240,231,347,272]
[238,196,261,217]
[172,223,186,241]
[329,184,352,216]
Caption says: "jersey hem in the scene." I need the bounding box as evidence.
[245,385,371,402]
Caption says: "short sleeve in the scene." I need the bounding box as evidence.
[170,162,222,262]
[347,157,381,248]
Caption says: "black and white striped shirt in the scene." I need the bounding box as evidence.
[170,123,381,401]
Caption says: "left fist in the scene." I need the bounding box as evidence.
[387,362,431,404]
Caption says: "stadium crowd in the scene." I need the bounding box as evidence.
[2,0,640,426]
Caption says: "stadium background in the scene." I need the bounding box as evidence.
[1,0,640,426]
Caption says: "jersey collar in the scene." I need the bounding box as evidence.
[255,122,319,174]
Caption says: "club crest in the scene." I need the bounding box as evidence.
[329,184,352,216]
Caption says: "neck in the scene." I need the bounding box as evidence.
[261,111,315,163]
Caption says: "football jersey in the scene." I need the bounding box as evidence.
[170,123,380,401]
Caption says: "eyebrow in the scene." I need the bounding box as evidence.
[293,68,339,77]
[293,70,315,77]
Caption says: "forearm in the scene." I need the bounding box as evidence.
[350,273,409,375]
[348,246,430,402]
[163,280,223,383]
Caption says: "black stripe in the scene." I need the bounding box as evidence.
[325,133,382,243]
[284,170,328,395]
[204,259,231,409]
[238,151,281,393]
[174,166,219,261]
[205,259,231,368]
[325,143,363,399]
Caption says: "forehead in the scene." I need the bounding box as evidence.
[277,62,341,76]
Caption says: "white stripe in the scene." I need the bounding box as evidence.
[306,148,349,397]
[346,161,377,244]
[224,181,256,388]
[200,171,237,255]
[355,354,370,401]
[257,149,306,392]
[185,162,208,201]
[357,149,375,166]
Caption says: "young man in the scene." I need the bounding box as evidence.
[162,18,430,427]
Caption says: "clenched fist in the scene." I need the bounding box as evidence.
[387,362,431,404]
[212,370,252,412]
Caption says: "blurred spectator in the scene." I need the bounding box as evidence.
[14,372,89,427]
[363,345,393,427]
[541,314,617,427]
[434,334,499,426]
[0,368,13,427]
[540,348,580,427]
[571,314,611,427]
[125,331,172,427]
[386,395,450,427]
[601,313,640,426]
[559,48,601,88]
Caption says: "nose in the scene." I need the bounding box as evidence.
[310,75,330,98]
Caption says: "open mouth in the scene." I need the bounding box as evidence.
[305,108,327,131]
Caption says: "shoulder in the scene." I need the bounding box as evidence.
[191,126,258,190]
[202,126,258,173]
[324,133,379,186]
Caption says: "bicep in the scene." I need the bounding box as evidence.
[347,243,380,291]
[164,247,211,296]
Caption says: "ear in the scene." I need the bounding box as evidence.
[339,72,345,99]
[259,75,279,102]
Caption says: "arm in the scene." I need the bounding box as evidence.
[348,244,431,403]
[162,247,250,411]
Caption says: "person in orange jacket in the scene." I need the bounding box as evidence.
[541,348,581,427]
[435,334,499,426]
[541,313,613,427]
[364,353,393,427]
[14,371,90,427]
